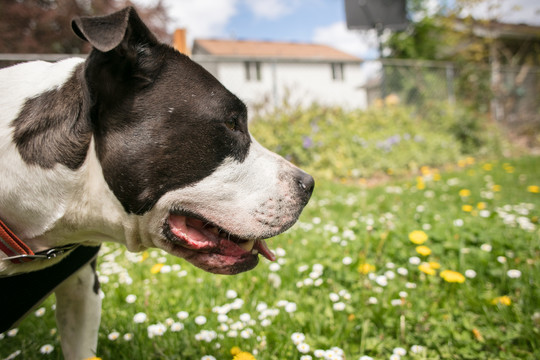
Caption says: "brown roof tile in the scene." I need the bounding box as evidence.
[193,38,361,61]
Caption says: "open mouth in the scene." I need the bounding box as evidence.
[162,212,276,274]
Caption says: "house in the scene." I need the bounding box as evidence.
[185,38,365,110]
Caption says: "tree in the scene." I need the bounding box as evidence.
[0,0,171,54]
[386,0,540,65]
[385,0,540,143]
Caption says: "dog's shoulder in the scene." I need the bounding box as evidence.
[1,58,91,170]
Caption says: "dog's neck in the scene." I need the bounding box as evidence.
[38,139,138,248]
[0,59,141,274]
[1,136,140,275]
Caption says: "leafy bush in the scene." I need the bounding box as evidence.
[250,102,505,180]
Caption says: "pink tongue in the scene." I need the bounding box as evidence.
[256,240,276,261]
[168,214,277,261]
[169,214,187,238]
[168,214,212,249]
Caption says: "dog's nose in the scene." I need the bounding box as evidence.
[296,170,314,202]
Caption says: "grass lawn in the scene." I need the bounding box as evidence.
[1,156,539,360]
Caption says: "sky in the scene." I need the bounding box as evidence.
[133,0,540,60]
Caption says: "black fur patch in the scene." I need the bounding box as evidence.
[11,7,253,215]
[11,64,92,170]
[89,46,251,214]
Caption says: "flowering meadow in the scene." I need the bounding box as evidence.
[1,155,539,360]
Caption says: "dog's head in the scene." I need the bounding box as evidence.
[72,7,314,275]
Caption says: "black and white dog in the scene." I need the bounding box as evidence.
[0,7,313,359]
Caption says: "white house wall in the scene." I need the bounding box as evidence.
[195,59,367,111]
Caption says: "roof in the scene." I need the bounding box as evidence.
[192,39,361,62]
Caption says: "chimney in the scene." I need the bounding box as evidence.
[173,28,190,55]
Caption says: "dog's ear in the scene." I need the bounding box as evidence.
[72,6,157,53]
[72,7,162,112]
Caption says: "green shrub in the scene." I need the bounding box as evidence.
[250,102,505,180]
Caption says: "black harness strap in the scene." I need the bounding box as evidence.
[0,245,100,333]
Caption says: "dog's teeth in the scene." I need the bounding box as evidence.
[251,249,259,255]
[238,239,255,252]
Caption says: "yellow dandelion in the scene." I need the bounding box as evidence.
[150,263,164,274]
[420,166,431,175]
[503,163,513,170]
[458,159,467,167]
[491,296,512,306]
[477,202,487,210]
[527,185,540,194]
[140,251,149,262]
[472,328,484,342]
[466,157,475,165]
[459,189,471,197]
[385,93,400,105]
[416,177,426,190]
[358,263,376,274]
[233,351,256,360]
[418,262,436,276]
[409,230,428,245]
[230,347,242,356]
[492,184,501,192]
[482,163,493,171]
[433,173,441,181]
[462,205,473,212]
[428,261,441,269]
[416,245,432,256]
[440,270,465,283]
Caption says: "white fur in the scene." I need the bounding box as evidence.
[0,59,85,241]
[139,137,304,249]
[0,59,133,276]
[54,262,101,359]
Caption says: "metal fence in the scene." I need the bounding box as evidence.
[360,58,540,142]
[364,59,458,106]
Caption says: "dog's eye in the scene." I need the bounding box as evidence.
[225,118,237,131]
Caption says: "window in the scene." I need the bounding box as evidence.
[331,62,345,81]
[245,61,262,82]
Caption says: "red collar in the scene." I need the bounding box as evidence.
[0,219,34,264]
[1,219,81,264]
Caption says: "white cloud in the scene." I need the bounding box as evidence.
[133,0,239,44]
[243,0,296,20]
[312,21,381,59]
